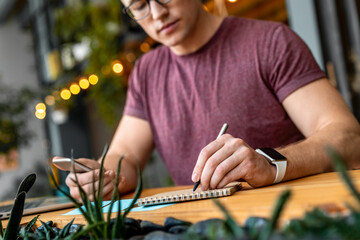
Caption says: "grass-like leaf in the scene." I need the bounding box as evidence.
[0,218,3,237]
[326,146,360,205]
[3,191,26,240]
[48,168,92,224]
[110,155,126,239]
[260,189,291,240]
[212,198,245,238]
[123,161,143,218]
[70,221,106,240]
[57,218,75,238]
[16,173,36,196]
[24,215,40,234]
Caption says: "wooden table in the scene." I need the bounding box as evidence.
[3,170,360,228]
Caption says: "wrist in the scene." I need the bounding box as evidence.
[255,148,287,184]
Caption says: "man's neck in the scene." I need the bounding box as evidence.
[170,12,224,55]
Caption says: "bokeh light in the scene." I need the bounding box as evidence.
[45,95,55,106]
[35,103,46,111]
[140,42,150,53]
[70,83,81,95]
[112,62,124,74]
[35,111,46,119]
[89,74,99,85]
[79,78,90,89]
[60,88,71,100]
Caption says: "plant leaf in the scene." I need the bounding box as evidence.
[3,191,26,240]
[123,160,143,218]
[326,146,360,204]
[0,219,3,237]
[260,189,291,240]
[57,218,74,238]
[24,215,39,234]
[16,173,36,196]
[212,198,245,238]
[48,167,92,224]
[110,155,125,239]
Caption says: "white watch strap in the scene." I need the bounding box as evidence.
[255,149,287,184]
[272,160,287,184]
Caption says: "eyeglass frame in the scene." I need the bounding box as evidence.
[122,0,173,21]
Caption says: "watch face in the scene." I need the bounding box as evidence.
[259,148,286,160]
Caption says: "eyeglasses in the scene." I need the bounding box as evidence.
[123,0,172,21]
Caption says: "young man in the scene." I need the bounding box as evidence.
[61,0,360,200]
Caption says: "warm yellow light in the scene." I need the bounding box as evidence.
[89,74,99,85]
[70,83,81,95]
[45,95,55,106]
[60,88,71,100]
[112,62,124,74]
[35,111,46,119]
[79,78,90,89]
[227,0,237,2]
[36,109,45,114]
[140,42,150,53]
[35,103,46,111]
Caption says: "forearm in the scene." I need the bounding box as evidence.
[278,122,360,181]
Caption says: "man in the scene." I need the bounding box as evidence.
[61,0,360,200]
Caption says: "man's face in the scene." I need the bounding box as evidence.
[122,0,202,49]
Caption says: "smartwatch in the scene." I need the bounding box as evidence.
[255,148,287,184]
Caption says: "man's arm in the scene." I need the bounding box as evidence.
[192,78,360,190]
[65,115,154,200]
[279,78,360,180]
[102,115,154,194]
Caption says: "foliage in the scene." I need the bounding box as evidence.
[53,0,130,127]
[0,173,36,240]
[48,145,143,239]
[0,82,37,154]
[3,147,360,239]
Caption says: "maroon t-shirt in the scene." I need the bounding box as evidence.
[124,17,326,185]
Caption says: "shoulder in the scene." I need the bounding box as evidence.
[223,16,285,32]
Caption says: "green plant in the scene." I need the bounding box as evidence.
[0,173,36,240]
[53,0,129,127]
[48,145,143,239]
[0,82,37,154]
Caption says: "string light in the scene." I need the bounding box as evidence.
[45,95,55,106]
[89,74,99,85]
[112,62,124,74]
[79,78,90,89]
[70,83,81,95]
[60,88,71,100]
[35,102,46,119]
[36,51,132,122]
[35,103,46,112]
[35,111,46,119]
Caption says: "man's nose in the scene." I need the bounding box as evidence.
[149,1,168,20]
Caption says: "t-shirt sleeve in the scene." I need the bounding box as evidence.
[266,24,327,102]
[123,59,148,120]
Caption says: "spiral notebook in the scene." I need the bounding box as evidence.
[137,182,241,207]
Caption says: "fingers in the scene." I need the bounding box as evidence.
[192,134,229,183]
[66,170,120,200]
[194,135,277,191]
[197,136,247,190]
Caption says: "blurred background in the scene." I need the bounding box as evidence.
[0,0,359,201]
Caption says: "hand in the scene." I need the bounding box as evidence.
[52,157,125,201]
[191,134,276,190]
